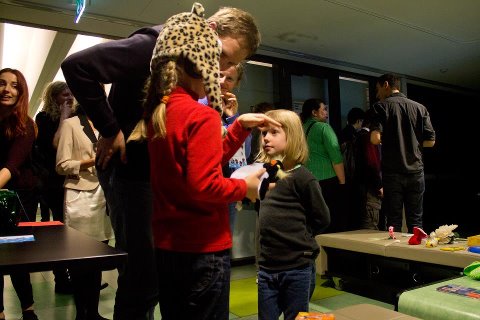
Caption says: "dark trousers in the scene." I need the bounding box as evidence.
[382,171,425,233]
[0,272,34,312]
[98,161,158,320]
[319,177,347,233]
[70,268,102,320]
[156,249,231,320]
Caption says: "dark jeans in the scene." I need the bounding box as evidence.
[97,161,158,320]
[382,171,425,233]
[258,263,316,320]
[156,249,231,320]
[0,272,34,312]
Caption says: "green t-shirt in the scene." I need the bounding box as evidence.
[303,118,343,181]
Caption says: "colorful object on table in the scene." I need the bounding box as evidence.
[467,235,480,247]
[0,234,35,244]
[439,246,465,251]
[436,283,480,299]
[432,224,458,244]
[464,261,480,280]
[388,226,396,239]
[425,234,439,247]
[295,312,335,320]
[468,246,480,254]
[408,226,427,245]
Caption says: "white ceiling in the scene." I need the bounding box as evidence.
[1,0,480,112]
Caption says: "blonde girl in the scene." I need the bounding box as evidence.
[256,109,331,320]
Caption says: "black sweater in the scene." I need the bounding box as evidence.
[258,165,330,271]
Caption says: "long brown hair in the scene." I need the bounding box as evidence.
[0,68,30,140]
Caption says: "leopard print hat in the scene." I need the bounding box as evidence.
[150,2,222,114]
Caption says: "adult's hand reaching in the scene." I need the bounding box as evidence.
[96,131,127,169]
[237,113,281,131]
[244,167,267,202]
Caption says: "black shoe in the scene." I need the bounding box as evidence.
[21,310,39,320]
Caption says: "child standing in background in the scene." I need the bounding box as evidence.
[256,109,330,320]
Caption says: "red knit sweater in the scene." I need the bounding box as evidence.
[148,87,250,253]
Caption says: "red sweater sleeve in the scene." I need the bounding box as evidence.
[185,107,247,203]
[222,119,251,165]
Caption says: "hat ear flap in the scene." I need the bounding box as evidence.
[191,2,205,17]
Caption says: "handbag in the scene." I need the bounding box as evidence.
[0,189,21,235]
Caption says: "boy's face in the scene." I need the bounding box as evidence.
[218,35,249,71]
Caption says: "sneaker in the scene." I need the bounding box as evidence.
[21,310,39,320]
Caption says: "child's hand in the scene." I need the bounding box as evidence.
[244,167,266,202]
[237,113,281,130]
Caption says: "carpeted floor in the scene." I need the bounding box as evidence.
[229,276,344,317]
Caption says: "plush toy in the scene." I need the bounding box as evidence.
[408,226,428,245]
[432,224,458,244]
[388,226,396,239]
[425,234,439,247]
[426,224,458,247]
[259,160,285,200]
[230,160,285,201]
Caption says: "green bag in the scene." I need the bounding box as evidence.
[0,189,20,235]
[463,261,480,280]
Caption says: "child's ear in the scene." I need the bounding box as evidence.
[208,21,217,31]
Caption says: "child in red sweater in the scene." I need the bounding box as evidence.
[128,3,279,319]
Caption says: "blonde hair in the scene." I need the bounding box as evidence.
[41,81,69,121]
[208,7,260,58]
[256,109,309,166]
[128,59,178,142]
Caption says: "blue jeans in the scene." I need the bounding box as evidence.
[258,263,316,320]
[97,161,158,320]
[382,171,425,233]
[155,249,231,320]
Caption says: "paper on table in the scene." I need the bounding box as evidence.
[0,235,35,244]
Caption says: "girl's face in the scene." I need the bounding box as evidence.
[312,103,328,122]
[0,71,19,109]
[262,124,287,158]
[55,88,74,108]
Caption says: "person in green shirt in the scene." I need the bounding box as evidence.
[300,98,347,233]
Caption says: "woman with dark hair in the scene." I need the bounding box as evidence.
[301,98,347,233]
[0,67,39,320]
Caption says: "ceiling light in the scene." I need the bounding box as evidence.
[75,0,86,24]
